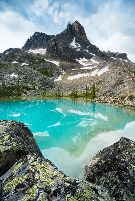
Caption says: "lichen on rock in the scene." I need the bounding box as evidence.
[0,120,113,200]
[1,120,135,200]
[85,137,135,200]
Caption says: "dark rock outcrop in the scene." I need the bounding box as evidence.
[46,37,78,62]
[85,137,135,200]
[72,20,91,49]
[3,48,23,55]
[22,32,55,50]
[106,51,129,61]
[46,21,129,62]
[0,121,41,176]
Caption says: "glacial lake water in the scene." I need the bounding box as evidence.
[1,99,135,178]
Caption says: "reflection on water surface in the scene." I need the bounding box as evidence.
[1,99,135,177]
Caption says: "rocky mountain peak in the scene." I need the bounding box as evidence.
[55,21,88,45]
[72,20,86,36]
[20,20,130,62]
[71,21,89,48]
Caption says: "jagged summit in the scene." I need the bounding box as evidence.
[72,20,87,39]
[73,20,81,24]
[22,32,54,51]
[22,21,127,59]
[21,20,129,62]
[55,20,89,47]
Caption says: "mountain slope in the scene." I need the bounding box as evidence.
[0,20,134,105]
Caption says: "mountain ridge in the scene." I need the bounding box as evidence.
[22,20,129,62]
[0,20,135,106]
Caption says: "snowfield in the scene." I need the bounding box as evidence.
[67,66,109,80]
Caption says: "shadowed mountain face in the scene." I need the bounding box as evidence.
[21,21,129,62]
[56,20,89,47]
[22,32,55,50]
[46,21,108,61]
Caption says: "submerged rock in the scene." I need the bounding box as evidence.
[0,120,112,200]
[85,137,135,200]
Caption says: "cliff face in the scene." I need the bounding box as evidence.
[1,121,135,200]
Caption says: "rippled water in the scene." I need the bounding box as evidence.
[1,99,135,178]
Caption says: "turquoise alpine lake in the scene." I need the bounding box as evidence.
[1,99,135,178]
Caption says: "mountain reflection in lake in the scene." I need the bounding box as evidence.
[1,99,135,178]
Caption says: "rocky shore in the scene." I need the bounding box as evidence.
[0,120,135,200]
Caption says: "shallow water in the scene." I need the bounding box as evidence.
[0,99,135,178]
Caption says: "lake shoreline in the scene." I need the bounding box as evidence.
[0,94,135,111]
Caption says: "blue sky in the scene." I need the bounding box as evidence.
[0,0,135,62]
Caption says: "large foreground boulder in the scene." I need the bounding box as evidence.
[85,137,135,200]
[0,120,112,201]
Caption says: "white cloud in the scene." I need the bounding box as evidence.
[95,33,135,61]
[0,0,135,62]
[31,0,75,26]
[69,0,135,62]
[84,1,135,62]
[0,11,36,52]
[48,2,59,16]
[31,0,49,16]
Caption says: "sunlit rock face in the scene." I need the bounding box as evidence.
[0,120,113,201]
[85,137,135,200]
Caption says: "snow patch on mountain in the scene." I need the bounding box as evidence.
[28,49,46,54]
[45,59,60,66]
[12,61,18,64]
[5,73,18,78]
[76,58,92,67]
[97,66,109,76]
[67,66,109,80]
[21,63,29,66]
[54,75,62,82]
[70,37,81,48]
[91,69,99,76]
[80,66,96,70]
[67,73,90,80]
[91,66,109,76]
[90,58,100,64]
